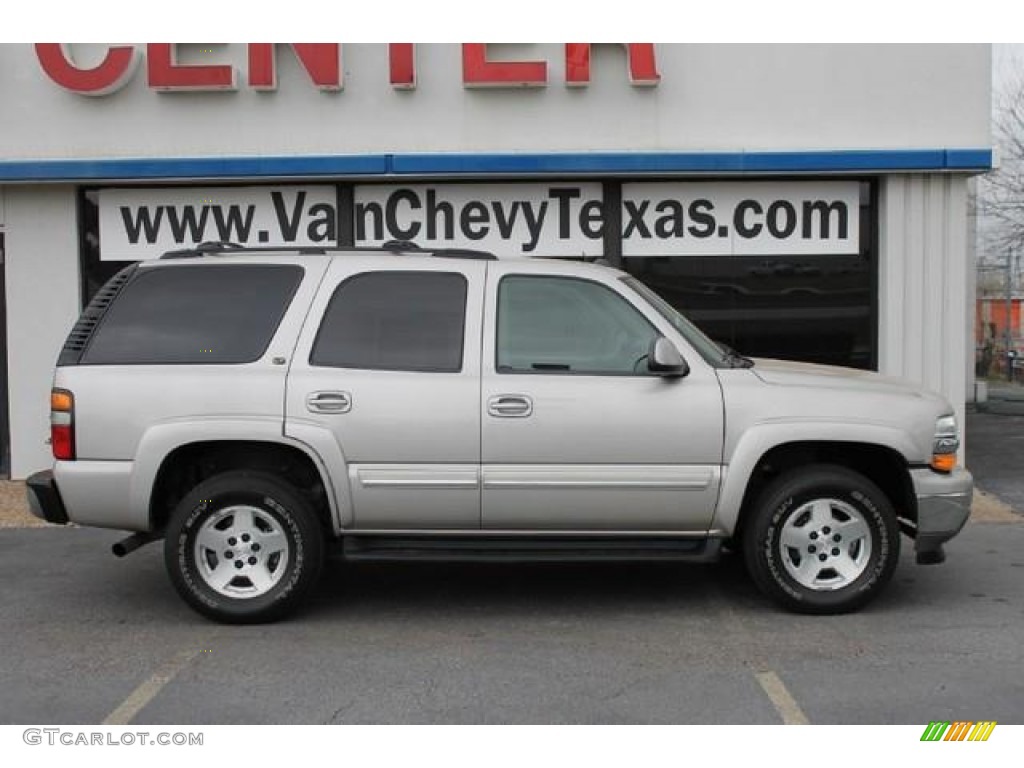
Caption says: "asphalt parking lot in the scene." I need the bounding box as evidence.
[1,410,1021,726]
[966,410,1024,512]
[1,518,1022,725]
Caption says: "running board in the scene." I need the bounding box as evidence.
[339,535,723,564]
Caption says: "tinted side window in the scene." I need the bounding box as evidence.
[311,271,467,373]
[497,275,659,375]
[82,264,303,365]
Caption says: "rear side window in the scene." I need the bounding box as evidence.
[81,264,303,365]
[311,271,467,372]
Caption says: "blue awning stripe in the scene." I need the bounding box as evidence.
[0,148,993,182]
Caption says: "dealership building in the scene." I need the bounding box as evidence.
[0,43,992,479]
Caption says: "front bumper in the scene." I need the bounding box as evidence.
[26,470,69,525]
[910,466,973,562]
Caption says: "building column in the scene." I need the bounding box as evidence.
[877,173,970,454]
[5,186,81,479]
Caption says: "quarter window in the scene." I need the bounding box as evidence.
[82,264,302,365]
[311,271,467,372]
[497,275,659,375]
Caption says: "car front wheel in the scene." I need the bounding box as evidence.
[743,465,900,614]
[164,470,324,624]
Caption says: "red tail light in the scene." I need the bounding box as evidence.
[50,388,75,460]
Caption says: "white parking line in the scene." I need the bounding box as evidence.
[755,670,810,725]
[103,648,200,725]
[708,585,813,725]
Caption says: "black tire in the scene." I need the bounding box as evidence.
[742,465,900,615]
[164,470,325,624]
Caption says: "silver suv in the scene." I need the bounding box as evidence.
[27,243,973,623]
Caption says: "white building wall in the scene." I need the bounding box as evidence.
[5,187,80,478]
[878,174,970,450]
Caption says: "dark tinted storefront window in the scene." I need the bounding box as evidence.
[79,190,130,307]
[79,180,876,370]
[622,183,874,369]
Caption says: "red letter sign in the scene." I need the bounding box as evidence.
[147,44,236,91]
[564,43,660,86]
[35,44,138,95]
[389,43,416,89]
[248,44,342,91]
[462,44,546,87]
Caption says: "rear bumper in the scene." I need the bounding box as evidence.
[910,466,973,558]
[25,470,69,525]
[53,459,141,530]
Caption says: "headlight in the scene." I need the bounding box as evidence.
[931,414,959,472]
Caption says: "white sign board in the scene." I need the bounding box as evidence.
[354,183,605,256]
[98,186,339,260]
[622,181,860,256]
[98,180,860,260]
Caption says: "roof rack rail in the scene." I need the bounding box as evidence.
[381,240,495,260]
[158,241,497,260]
[382,239,422,252]
[427,248,497,261]
[160,241,244,259]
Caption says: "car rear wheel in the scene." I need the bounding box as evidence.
[743,465,900,614]
[164,470,324,624]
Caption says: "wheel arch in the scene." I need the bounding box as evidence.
[715,426,917,543]
[146,437,339,537]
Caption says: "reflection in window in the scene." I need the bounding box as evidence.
[497,275,658,375]
[622,183,874,369]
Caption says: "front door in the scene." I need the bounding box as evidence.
[286,258,486,529]
[481,265,724,531]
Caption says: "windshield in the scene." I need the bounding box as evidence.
[620,276,729,367]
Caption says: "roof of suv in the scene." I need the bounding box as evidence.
[151,240,619,278]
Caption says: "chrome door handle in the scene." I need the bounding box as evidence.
[487,394,533,418]
[306,391,352,414]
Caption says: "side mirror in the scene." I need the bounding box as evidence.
[648,337,689,378]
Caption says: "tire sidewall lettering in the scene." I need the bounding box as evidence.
[749,470,899,611]
[177,491,304,611]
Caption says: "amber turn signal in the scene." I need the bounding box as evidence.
[51,389,73,411]
[930,453,956,473]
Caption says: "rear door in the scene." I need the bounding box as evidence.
[286,257,486,529]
